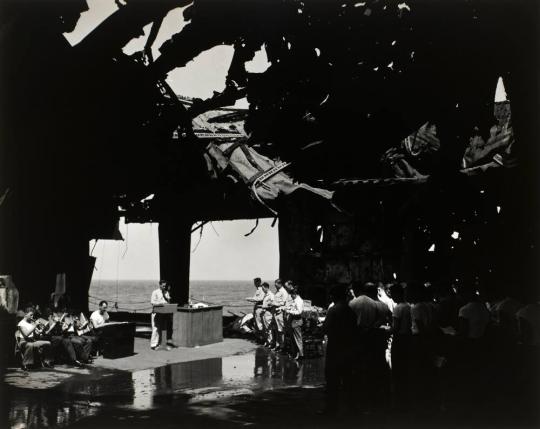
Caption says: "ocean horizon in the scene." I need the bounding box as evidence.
[89,279,272,315]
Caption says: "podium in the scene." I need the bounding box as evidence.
[152,304,179,314]
[98,321,136,359]
[153,304,223,347]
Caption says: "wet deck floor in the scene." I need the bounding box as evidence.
[4,340,538,429]
[2,342,326,429]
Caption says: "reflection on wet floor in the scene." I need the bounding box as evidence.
[130,346,325,409]
[4,368,134,429]
[5,346,325,428]
[7,395,99,429]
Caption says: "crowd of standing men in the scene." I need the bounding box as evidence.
[247,278,305,360]
[321,280,540,419]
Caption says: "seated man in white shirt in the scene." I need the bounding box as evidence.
[89,300,110,356]
[90,300,110,328]
[62,310,95,363]
[16,307,53,370]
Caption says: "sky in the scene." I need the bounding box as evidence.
[90,218,280,281]
[64,0,269,99]
[74,0,279,281]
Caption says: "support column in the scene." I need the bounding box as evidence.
[159,216,191,305]
[64,237,95,312]
[278,204,311,285]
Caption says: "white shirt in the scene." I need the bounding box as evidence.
[90,310,110,327]
[18,318,35,339]
[411,302,433,335]
[64,314,85,334]
[393,302,412,335]
[349,295,389,328]
[273,287,289,308]
[517,303,540,346]
[489,297,522,325]
[459,302,491,339]
[288,295,304,316]
[378,289,396,313]
[262,291,275,309]
[250,287,265,304]
[285,293,294,310]
[151,288,169,307]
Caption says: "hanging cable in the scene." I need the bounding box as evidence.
[90,239,98,256]
[191,221,208,234]
[192,223,204,253]
[97,240,106,288]
[209,222,220,237]
[115,243,120,310]
[244,218,259,236]
[122,223,129,258]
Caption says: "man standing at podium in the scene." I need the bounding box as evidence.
[150,280,171,350]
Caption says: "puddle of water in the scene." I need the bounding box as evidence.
[5,346,325,428]
[128,346,325,409]
[6,395,100,429]
[4,367,134,429]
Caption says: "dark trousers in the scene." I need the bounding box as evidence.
[49,336,77,363]
[69,335,93,362]
[391,335,412,410]
[19,340,52,367]
[325,347,354,413]
[291,318,303,357]
[165,315,173,341]
[151,313,173,347]
[354,329,390,411]
[91,330,105,355]
[410,334,437,411]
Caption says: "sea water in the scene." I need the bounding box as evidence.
[89,279,263,315]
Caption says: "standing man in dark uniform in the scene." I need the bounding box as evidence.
[321,285,357,415]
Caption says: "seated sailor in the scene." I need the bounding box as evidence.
[89,300,110,355]
[16,307,53,370]
[90,300,110,328]
[43,307,84,367]
[62,309,95,363]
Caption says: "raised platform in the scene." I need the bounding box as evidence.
[94,337,254,372]
[2,338,257,391]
